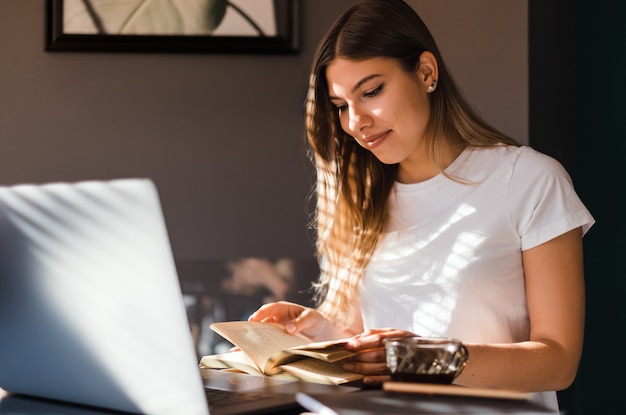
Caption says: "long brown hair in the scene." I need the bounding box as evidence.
[306,0,518,328]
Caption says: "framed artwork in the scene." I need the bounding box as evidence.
[45,0,299,54]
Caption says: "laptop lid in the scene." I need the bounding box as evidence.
[0,179,210,415]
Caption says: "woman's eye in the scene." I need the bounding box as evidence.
[365,83,384,97]
[335,103,347,112]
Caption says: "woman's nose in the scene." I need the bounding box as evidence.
[347,106,370,133]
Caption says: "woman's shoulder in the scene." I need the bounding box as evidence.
[468,143,548,159]
[451,145,573,191]
[513,145,571,180]
[467,144,568,176]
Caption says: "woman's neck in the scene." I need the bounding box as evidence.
[397,141,466,184]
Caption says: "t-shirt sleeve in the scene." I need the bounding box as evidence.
[509,147,595,250]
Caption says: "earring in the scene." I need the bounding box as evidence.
[427,80,437,93]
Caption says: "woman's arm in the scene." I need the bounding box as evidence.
[344,227,586,392]
[453,227,585,391]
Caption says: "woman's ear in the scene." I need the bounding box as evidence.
[417,51,439,93]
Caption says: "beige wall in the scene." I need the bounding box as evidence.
[411,0,528,141]
[0,0,527,261]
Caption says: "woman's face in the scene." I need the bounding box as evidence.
[326,56,434,181]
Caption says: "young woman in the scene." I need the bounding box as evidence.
[249,0,594,411]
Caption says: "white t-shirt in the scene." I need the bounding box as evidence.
[360,145,595,412]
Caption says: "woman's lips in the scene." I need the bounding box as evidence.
[363,130,390,149]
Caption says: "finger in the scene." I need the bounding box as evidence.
[247,303,275,322]
[248,302,288,322]
[248,301,304,323]
[343,360,389,376]
[351,348,386,363]
[286,308,325,336]
[347,329,415,350]
[362,375,391,386]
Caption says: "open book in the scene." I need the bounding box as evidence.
[199,321,364,386]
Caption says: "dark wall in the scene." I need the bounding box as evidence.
[0,0,527,262]
[573,1,625,414]
[529,0,626,413]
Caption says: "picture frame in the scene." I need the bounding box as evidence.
[45,0,299,54]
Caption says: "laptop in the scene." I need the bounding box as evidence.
[0,178,354,415]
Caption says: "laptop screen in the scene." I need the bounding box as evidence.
[0,179,209,415]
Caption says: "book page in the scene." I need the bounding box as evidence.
[199,350,263,376]
[287,342,356,362]
[279,358,364,385]
[210,321,312,373]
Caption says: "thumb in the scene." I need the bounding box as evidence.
[284,309,326,339]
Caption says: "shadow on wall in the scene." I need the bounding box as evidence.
[176,257,318,357]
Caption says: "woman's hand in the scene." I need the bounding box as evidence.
[248,301,332,341]
[343,328,417,386]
